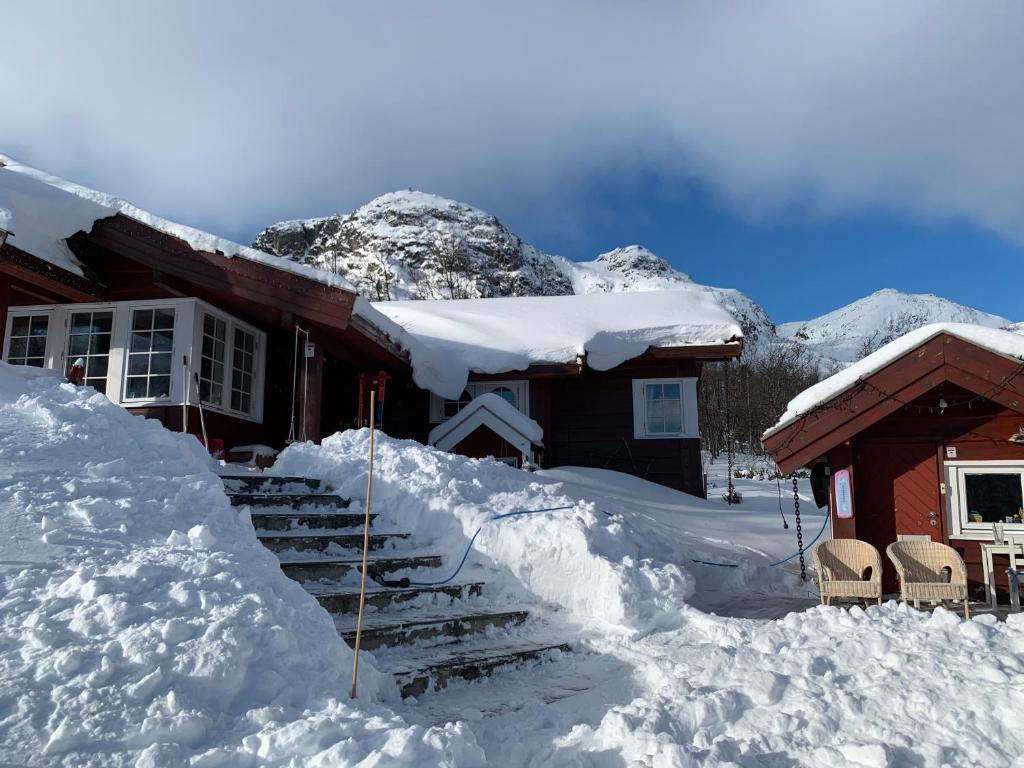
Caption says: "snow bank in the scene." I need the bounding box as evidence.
[550,605,1024,767]
[0,364,479,766]
[766,322,1024,437]
[276,431,696,633]
[370,289,743,398]
[0,155,358,290]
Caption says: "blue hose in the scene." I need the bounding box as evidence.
[691,512,832,569]
[407,504,577,587]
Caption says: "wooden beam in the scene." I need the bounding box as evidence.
[0,244,105,302]
[646,341,743,361]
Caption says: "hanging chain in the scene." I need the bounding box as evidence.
[793,475,806,581]
[725,363,735,505]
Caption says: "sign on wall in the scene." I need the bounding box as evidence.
[834,469,853,519]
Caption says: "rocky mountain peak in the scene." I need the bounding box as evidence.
[590,245,692,282]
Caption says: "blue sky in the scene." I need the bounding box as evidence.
[2,2,1022,326]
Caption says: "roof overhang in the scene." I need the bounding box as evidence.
[0,241,105,302]
[764,332,1024,474]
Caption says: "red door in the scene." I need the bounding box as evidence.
[855,442,943,591]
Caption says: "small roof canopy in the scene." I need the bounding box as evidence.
[764,323,1024,474]
[429,393,543,457]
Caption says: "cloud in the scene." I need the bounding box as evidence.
[2,1,1022,245]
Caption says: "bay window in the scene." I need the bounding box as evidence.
[3,298,264,422]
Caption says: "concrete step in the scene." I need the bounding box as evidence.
[392,641,572,698]
[279,554,443,583]
[257,531,409,553]
[337,609,529,651]
[229,493,351,509]
[220,474,323,494]
[251,512,375,531]
[307,582,485,613]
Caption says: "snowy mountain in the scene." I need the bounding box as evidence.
[253,191,573,301]
[778,288,1012,363]
[1006,321,1024,336]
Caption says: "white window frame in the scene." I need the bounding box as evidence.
[429,380,530,423]
[945,460,1024,540]
[2,310,56,368]
[122,304,180,403]
[632,377,699,440]
[3,298,265,422]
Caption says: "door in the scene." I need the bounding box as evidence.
[855,442,943,591]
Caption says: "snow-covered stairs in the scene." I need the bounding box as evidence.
[221,472,571,698]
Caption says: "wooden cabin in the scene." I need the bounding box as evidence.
[764,326,1024,596]
[1,157,742,496]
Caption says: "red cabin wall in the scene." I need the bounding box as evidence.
[829,384,1024,594]
[452,424,534,467]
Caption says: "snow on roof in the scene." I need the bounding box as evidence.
[428,392,544,455]
[765,322,1024,439]
[369,289,743,399]
[0,155,357,290]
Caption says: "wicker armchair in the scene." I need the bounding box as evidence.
[886,540,970,618]
[813,539,883,607]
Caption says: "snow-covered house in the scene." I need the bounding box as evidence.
[0,157,742,494]
[764,324,1024,596]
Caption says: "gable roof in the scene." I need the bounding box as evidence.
[764,323,1024,473]
[428,393,543,456]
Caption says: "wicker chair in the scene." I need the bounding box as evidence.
[886,540,970,618]
[813,539,883,607]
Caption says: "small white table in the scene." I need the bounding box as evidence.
[981,541,1024,610]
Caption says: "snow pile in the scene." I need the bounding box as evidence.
[767,322,1024,436]
[0,155,358,290]
[371,289,743,398]
[0,364,479,766]
[276,431,698,633]
[546,605,1024,767]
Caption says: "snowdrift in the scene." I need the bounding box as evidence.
[0,365,479,767]
[276,431,696,635]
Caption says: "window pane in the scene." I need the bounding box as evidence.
[132,310,153,330]
[128,354,149,376]
[11,316,29,337]
[150,353,171,375]
[89,356,109,378]
[663,382,681,400]
[152,330,173,352]
[664,410,682,433]
[130,332,151,352]
[492,387,517,408]
[71,313,93,334]
[8,338,26,358]
[90,333,111,355]
[148,376,170,398]
[88,378,107,395]
[646,383,663,403]
[25,357,44,368]
[965,474,1024,523]
[125,377,148,398]
[154,309,175,330]
[93,313,112,334]
[30,317,48,336]
[27,337,46,357]
[68,335,89,356]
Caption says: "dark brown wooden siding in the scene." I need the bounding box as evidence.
[542,359,706,497]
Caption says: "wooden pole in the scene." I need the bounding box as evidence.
[350,390,377,699]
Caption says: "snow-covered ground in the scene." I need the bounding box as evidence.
[2,364,1023,766]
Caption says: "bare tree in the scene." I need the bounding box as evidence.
[367,251,396,301]
[429,231,475,300]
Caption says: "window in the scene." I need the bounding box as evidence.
[492,386,517,408]
[199,314,226,405]
[964,473,1024,524]
[443,390,473,419]
[125,308,175,399]
[946,461,1024,538]
[632,377,699,439]
[230,327,256,414]
[6,314,49,366]
[67,310,113,393]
